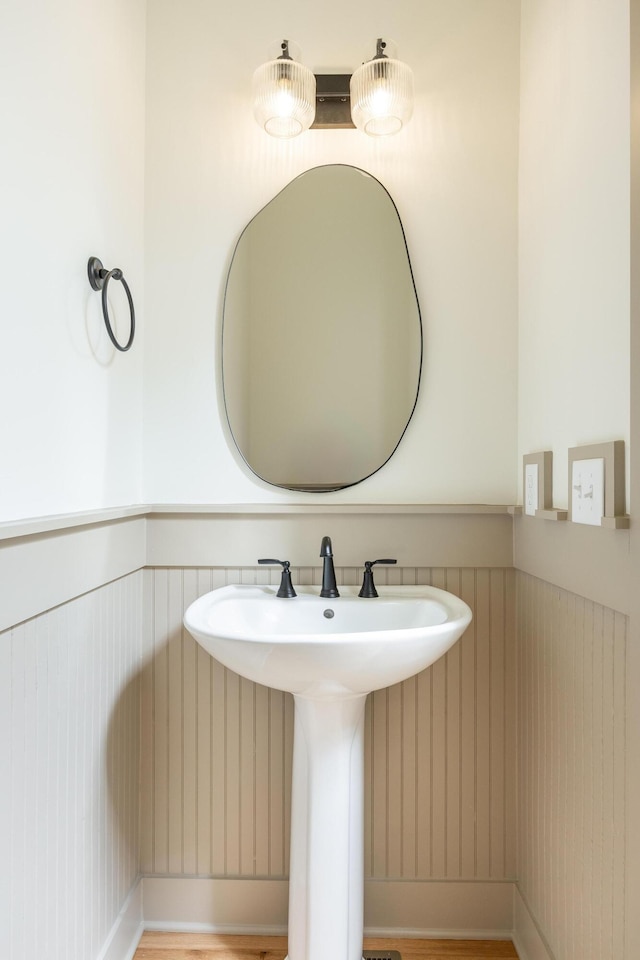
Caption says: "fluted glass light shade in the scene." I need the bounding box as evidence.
[253,40,316,138]
[350,39,413,137]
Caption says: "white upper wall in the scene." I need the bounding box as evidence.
[143,0,520,505]
[518,0,630,510]
[0,0,146,523]
[1,1,631,518]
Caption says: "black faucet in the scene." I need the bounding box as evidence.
[258,558,297,598]
[358,558,397,598]
[319,536,339,598]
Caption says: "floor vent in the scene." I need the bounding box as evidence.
[363,951,402,960]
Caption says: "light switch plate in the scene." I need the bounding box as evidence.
[524,463,539,516]
[571,457,605,525]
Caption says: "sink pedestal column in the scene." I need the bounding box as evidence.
[287,693,367,960]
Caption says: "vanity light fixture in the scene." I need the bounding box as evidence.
[253,38,413,138]
[350,39,414,136]
[252,40,316,139]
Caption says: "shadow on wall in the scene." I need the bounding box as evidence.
[133,619,295,879]
[106,668,142,886]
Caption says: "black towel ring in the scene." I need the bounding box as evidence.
[87,256,135,352]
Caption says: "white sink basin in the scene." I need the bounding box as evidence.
[184,583,471,698]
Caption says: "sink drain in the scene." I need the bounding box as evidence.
[323,609,335,618]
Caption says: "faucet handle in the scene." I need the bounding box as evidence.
[319,536,333,557]
[258,558,297,598]
[358,558,397,599]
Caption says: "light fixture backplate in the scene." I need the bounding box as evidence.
[311,75,355,129]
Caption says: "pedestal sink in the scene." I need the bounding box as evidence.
[184,583,472,960]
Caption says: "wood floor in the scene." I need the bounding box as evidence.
[134,933,519,960]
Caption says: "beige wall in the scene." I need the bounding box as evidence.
[516,571,627,960]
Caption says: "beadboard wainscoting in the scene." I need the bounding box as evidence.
[0,505,519,955]
[515,572,628,960]
[140,563,516,933]
[0,570,145,960]
[3,504,634,957]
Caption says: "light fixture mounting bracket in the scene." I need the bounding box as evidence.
[311,74,355,129]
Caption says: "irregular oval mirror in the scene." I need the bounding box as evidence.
[222,164,422,491]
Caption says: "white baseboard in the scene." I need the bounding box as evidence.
[97,879,144,960]
[512,887,554,960]
[142,877,515,939]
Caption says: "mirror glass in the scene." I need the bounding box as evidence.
[222,164,422,491]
